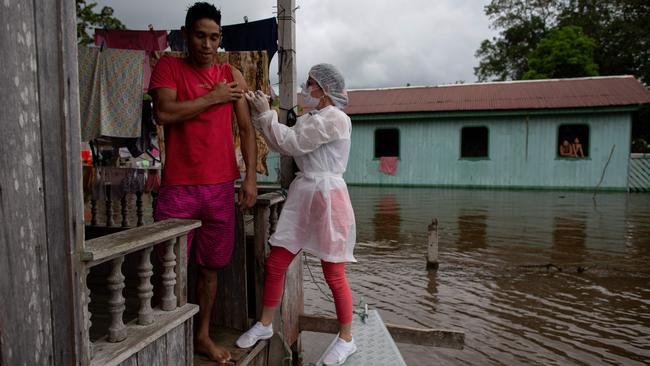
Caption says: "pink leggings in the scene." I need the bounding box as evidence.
[263,246,353,324]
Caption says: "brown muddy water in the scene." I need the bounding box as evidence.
[302,187,650,366]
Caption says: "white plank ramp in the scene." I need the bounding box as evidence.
[316,310,407,366]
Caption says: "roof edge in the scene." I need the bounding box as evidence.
[348,105,642,121]
[348,75,638,92]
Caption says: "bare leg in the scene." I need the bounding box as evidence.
[260,305,276,326]
[195,267,231,364]
[339,322,352,341]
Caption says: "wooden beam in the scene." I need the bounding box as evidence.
[256,191,286,206]
[82,219,201,266]
[299,314,465,350]
[277,0,297,189]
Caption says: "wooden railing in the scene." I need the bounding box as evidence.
[82,187,300,365]
[81,219,200,366]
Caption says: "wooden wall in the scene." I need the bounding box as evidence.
[0,0,85,365]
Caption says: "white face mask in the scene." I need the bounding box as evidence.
[299,83,322,109]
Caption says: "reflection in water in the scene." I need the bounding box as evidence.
[456,210,488,251]
[552,215,587,267]
[304,187,650,366]
[372,194,401,242]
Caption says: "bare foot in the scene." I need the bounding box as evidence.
[196,336,231,364]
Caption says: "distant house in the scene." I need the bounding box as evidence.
[256,76,650,191]
[341,76,650,191]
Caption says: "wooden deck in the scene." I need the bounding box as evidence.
[193,326,268,366]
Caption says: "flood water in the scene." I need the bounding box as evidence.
[302,187,650,365]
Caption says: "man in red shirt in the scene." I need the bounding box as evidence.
[149,2,257,363]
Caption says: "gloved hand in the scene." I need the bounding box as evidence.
[245,90,271,119]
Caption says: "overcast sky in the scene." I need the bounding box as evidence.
[94,0,495,89]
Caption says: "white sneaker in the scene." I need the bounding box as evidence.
[323,337,357,366]
[235,321,274,348]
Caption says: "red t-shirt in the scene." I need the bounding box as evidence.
[149,56,240,186]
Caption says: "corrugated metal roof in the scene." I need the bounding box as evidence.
[343,76,650,115]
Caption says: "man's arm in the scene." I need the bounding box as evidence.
[232,67,257,209]
[151,81,243,125]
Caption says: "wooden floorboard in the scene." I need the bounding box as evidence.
[193,325,268,366]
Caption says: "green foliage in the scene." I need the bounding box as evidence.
[474,0,560,81]
[76,0,125,45]
[475,0,650,84]
[523,26,598,79]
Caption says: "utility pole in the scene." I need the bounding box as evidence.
[277,0,297,189]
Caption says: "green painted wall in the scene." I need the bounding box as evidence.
[344,111,632,189]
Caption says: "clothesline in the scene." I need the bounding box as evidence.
[92,16,278,63]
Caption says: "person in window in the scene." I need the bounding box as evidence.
[572,137,585,158]
[237,64,358,366]
[559,139,575,157]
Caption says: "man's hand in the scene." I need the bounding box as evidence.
[210,80,244,104]
[238,175,257,210]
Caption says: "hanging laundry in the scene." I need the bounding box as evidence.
[222,18,278,64]
[215,51,270,176]
[379,156,399,176]
[109,100,157,158]
[95,29,167,91]
[168,17,278,65]
[94,29,167,51]
[78,46,144,141]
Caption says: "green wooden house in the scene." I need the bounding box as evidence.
[260,76,650,190]
[257,76,650,190]
[342,76,650,190]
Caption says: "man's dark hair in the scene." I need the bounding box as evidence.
[185,2,221,30]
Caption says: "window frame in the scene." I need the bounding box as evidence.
[459,126,490,160]
[556,123,591,160]
[373,127,400,159]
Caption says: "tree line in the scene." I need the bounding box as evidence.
[474,0,650,84]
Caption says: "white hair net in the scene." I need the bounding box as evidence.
[309,63,348,108]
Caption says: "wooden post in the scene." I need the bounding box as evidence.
[277,0,297,189]
[427,218,439,270]
[1,0,86,364]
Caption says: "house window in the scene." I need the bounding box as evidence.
[558,124,589,158]
[374,128,399,158]
[461,126,488,158]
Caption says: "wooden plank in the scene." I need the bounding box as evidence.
[166,322,186,366]
[117,355,137,366]
[268,254,303,365]
[252,205,270,318]
[0,1,64,364]
[193,325,268,366]
[255,191,286,207]
[185,318,194,366]
[213,208,249,330]
[33,0,87,363]
[91,304,198,366]
[299,313,465,350]
[83,219,201,265]
[136,336,166,366]
[235,339,268,366]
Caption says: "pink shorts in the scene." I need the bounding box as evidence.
[154,182,235,269]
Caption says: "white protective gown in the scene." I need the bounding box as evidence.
[253,106,356,263]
